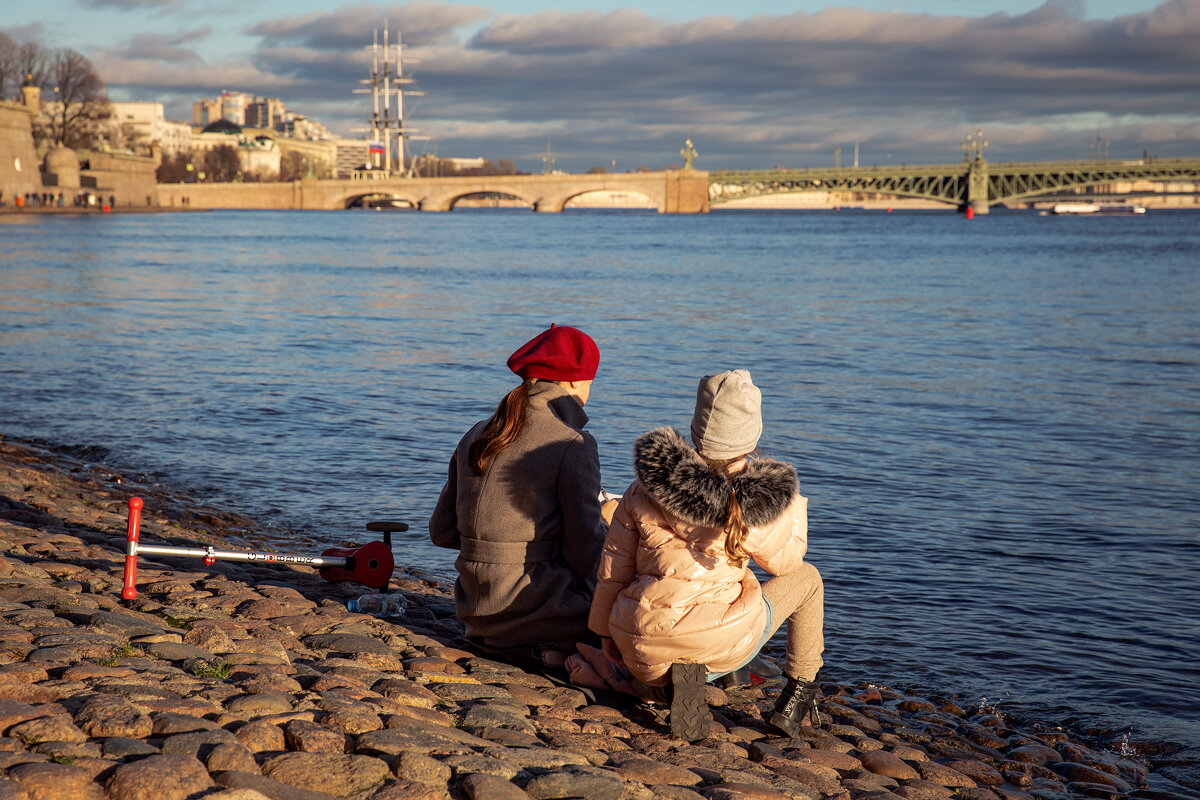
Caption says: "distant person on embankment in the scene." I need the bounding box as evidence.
[429,324,618,671]
[575,369,825,741]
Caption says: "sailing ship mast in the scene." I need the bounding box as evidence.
[354,23,425,175]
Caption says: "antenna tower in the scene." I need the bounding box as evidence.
[354,23,427,175]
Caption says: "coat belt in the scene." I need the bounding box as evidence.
[459,537,557,564]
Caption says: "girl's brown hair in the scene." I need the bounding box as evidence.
[469,381,533,474]
[701,453,752,567]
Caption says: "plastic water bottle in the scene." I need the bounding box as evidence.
[348,593,407,618]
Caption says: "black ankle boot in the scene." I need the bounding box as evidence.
[767,675,821,737]
[669,662,710,742]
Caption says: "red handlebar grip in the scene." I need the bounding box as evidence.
[122,497,143,600]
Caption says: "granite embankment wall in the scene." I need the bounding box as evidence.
[157,182,300,210]
[0,102,41,200]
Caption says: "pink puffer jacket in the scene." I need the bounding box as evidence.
[588,427,808,686]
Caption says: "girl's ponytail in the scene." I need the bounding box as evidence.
[469,381,533,474]
[724,489,751,567]
[700,453,753,567]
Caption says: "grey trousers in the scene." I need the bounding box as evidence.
[761,561,825,682]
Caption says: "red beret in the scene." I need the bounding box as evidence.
[507,324,599,382]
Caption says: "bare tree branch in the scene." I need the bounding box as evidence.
[39,48,110,147]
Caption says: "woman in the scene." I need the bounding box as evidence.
[429,324,617,668]
[585,369,824,741]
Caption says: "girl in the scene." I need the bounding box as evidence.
[585,369,824,741]
[429,324,617,669]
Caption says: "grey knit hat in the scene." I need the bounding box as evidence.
[690,369,763,459]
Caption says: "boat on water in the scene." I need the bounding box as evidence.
[1050,201,1146,215]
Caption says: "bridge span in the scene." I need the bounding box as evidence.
[158,170,710,213]
[710,157,1200,213]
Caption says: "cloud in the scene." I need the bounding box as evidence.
[90,0,1200,171]
[248,2,490,48]
[101,29,209,64]
[78,0,181,9]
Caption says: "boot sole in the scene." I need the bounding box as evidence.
[669,662,710,742]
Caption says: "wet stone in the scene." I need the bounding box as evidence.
[897,779,957,800]
[916,760,978,787]
[861,750,922,780]
[943,759,1005,786]
[1051,762,1133,792]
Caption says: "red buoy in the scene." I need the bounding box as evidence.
[965,206,975,219]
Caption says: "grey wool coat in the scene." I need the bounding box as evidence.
[428,381,608,651]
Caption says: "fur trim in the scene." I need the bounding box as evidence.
[633,427,798,528]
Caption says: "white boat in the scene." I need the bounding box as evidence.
[1051,202,1146,215]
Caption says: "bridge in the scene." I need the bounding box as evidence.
[156,156,1200,215]
[158,170,711,213]
[709,157,1200,214]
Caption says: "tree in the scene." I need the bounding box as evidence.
[280,151,309,181]
[156,152,194,183]
[0,33,17,102]
[0,36,46,102]
[203,145,241,182]
[38,48,110,148]
[586,166,608,174]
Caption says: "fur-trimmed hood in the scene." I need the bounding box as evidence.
[633,427,798,529]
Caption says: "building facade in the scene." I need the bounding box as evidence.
[108,102,191,155]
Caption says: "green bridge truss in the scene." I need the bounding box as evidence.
[708,157,1200,212]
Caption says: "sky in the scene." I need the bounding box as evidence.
[4,0,1199,172]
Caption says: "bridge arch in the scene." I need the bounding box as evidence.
[343,191,420,209]
[562,188,656,210]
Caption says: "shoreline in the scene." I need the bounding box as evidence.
[0,433,1186,800]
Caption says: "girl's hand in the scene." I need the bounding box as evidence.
[600,636,624,665]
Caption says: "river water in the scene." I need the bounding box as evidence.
[1,207,1198,788]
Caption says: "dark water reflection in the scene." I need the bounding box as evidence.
[2,208,1198,784]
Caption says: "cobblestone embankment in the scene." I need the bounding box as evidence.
[0,435,1171,800]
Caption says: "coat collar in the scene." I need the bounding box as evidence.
[528,380,589,431]
[633,427,798,528]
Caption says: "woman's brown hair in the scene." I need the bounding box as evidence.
[701,453,752,567]
[468,381,533,474]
